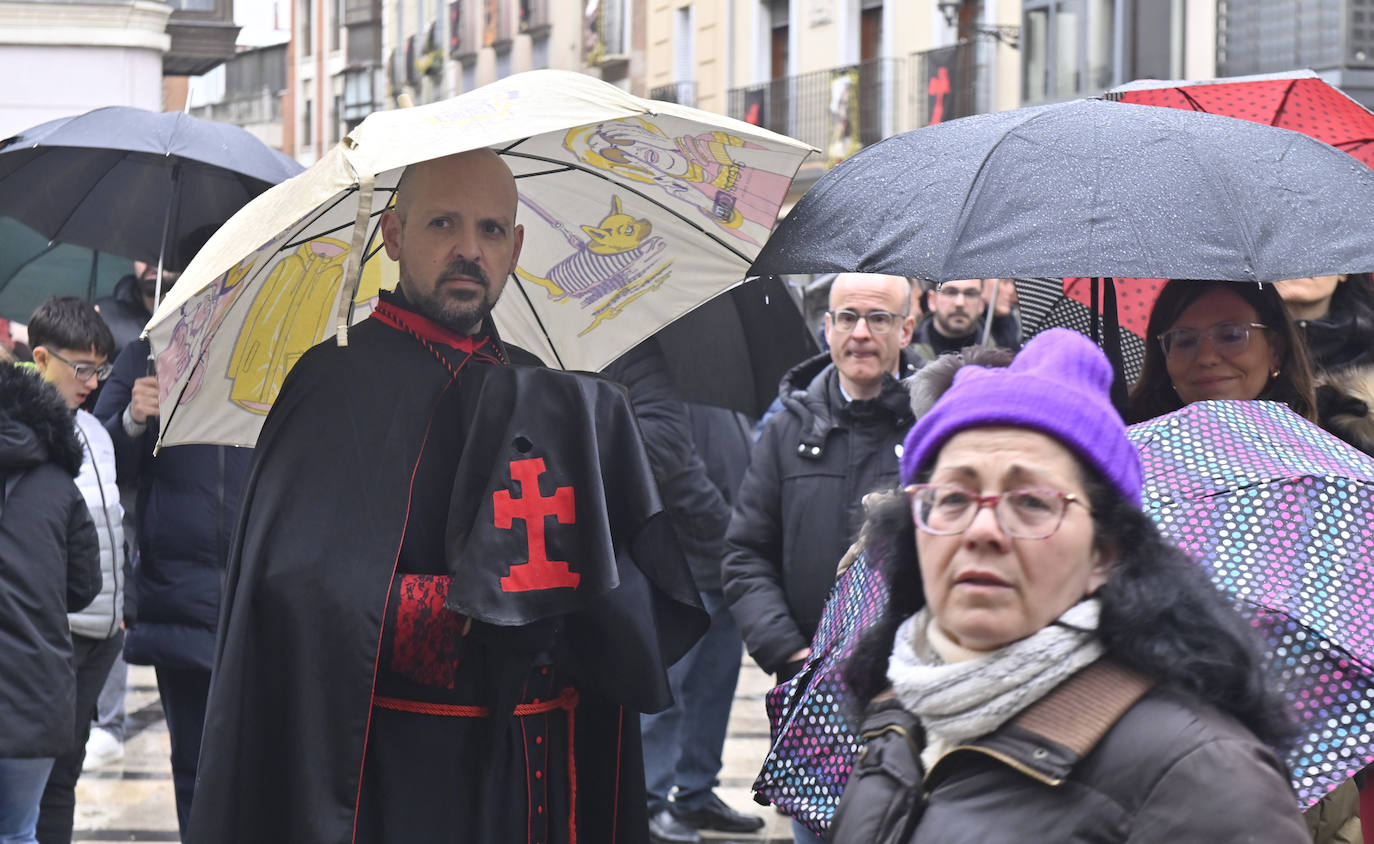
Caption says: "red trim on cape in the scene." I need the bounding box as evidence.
[349,376,460,844]
[371,299,493,353]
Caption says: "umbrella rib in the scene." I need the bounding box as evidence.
[1272,78,1299,126]
[1178,89,1207,112]
[0,240,61,293]
[280,187,391,250]
[46,152,138,245]
[511,273,566,369]
[499,150,755,267]
[938,116,1030,280]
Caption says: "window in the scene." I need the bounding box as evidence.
[302,98,313,146]
[483,0,510,46]
[519,0,548,32]
[301,0,314,56]
[600,0,628,56]
[331,0,343,51]
[673,5,695,86]
[343,69,376,124]
[449,0,464,56]
[348,20,381,65]
[1022,0,1119,102]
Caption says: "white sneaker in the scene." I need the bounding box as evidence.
[82,727,123,771]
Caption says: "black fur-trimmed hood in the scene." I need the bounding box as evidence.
[1317,363,1374,457]
[0,363,82,476]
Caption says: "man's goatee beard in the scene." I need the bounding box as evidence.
[419,296,493,336]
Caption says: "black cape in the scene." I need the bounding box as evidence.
[187,316,706,844]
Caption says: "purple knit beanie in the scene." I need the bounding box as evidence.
[900,328,1142,504]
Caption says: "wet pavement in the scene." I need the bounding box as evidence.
[74,655,798,842]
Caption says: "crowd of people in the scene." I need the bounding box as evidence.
[1,142,1371,844]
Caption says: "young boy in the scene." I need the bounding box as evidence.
[26,296,126,844]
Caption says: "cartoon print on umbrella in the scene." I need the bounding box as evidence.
[514,194,674,336]
[1128,399,1374,809]
[564,118,793,248]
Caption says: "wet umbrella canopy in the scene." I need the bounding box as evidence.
[0,107,303,278]
[752,98,1374,283]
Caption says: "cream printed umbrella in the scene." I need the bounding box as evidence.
[145,69,815,448]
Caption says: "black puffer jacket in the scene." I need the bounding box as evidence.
[94,338,253,670]
[831,662,1309,844]
[723,351,917,674]
[0,364,101,757]
[603,340,753,593]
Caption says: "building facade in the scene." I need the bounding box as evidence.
[1218,0,1374,106]
[0,0,239,138]
[287,0,590,164]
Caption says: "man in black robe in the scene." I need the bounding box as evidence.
[187,149,706,843]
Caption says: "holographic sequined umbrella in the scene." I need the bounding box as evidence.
[753,550,887,836]
[1127,399,1374,808]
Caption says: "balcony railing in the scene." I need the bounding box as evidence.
[189,89,283,126]
[649,81,697,106]
[727,58,904,155]
[912,40,994,125]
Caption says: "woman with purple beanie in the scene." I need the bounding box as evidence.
[829,328,1306,843]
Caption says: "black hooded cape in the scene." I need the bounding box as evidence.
[187,314,706,844]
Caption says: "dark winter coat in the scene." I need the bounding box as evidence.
[94,274,152,353]
[93,337,253,670]
[723,351,917,675]
[830,660,1309,844]
[909,312,1020,361]
[0,364,101,757]
[604,339,754,593]
[186,310,706,843]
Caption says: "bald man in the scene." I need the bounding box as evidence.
[724,273,918,678]
[187,150,706,844]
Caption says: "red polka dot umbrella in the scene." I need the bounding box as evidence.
[1109,70,1374,170]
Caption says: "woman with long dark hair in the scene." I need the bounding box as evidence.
[1126,279,1317,424]
[830,328,1306,844]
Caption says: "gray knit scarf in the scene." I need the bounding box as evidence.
[887,598,1104,768]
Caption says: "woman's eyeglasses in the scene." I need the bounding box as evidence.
[1157,321,1267,361]
[905,484,1088,540]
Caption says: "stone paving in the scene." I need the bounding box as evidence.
[73,655,798,842]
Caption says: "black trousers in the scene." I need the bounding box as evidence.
[155,665,211,841]
[36,631,123,844]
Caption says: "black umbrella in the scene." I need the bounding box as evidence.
[613,274,817,418]
[0,107,302,299]
[751,98,1374,283]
